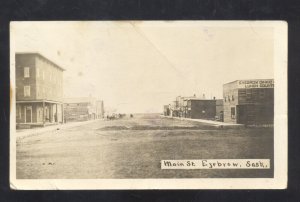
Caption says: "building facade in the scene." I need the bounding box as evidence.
[163,95,220,120]
[223,79,274,125]
[16,53,65,128]
[171,95,197,118]
[64,97,104,122]
[182,98,216,119]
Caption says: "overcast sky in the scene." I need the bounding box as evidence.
[11,21,274,113]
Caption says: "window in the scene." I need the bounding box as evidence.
[42,71,45,80]
[24,86,30,97]
[231,107,236,119]
[24,67,30,78]
[232,95,234,101]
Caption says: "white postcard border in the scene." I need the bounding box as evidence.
[9,21,287,190]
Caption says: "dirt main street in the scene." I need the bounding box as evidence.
[16,113,273,179]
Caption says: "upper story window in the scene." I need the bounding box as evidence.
[24,86,30,97]
[24,67,30,78]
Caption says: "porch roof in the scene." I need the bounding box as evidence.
[16,100,63,104]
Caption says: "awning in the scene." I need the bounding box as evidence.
[16,100,63,104]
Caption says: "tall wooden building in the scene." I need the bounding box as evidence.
[15,53,65,128]
[223,79,274,125]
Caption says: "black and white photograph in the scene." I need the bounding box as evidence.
[9,21,287,189]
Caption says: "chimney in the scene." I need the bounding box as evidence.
[213,96,216,100]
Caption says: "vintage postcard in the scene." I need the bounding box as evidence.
[10,21,287,189]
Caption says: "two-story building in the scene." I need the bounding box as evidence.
[223,79,274,125]
[15,53,65,128]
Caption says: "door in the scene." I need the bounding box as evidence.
[25,106,32,123]
[45,107,49,122]
[37,107,43,122]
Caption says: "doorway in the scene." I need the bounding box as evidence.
[25,106,32,123]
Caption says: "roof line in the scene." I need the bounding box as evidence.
[223,78,274,85]
[15,52,66,71]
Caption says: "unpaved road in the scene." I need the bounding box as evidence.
[17,114,273,179]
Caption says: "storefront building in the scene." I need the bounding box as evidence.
[223,79,274,125]
[64,97,104,122]
[182,98,216,120]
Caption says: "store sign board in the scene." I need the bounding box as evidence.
[237,79,274,89]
